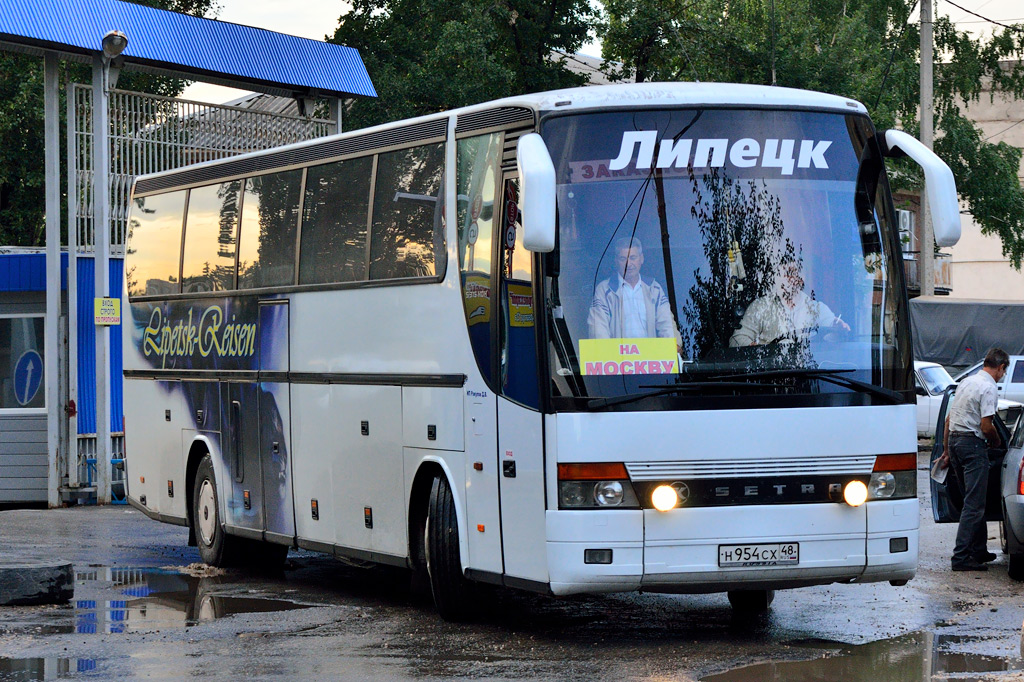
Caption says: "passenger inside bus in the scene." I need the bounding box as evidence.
[728,260,850,347]
[586,237,683,352]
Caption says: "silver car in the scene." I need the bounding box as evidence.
[930,387,1024,580]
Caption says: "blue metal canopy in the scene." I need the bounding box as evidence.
[0,0,376,99]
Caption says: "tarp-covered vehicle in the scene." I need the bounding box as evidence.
[930,387,1024,580]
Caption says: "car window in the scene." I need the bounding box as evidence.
[919,366,954,394]
[1012,361,1024,384]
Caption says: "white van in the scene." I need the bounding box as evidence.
[916,360,1023,437]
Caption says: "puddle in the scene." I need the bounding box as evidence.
[71,567,307,633]
[0,657,95,681]
[702,630,1024,682]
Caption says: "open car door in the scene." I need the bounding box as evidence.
[930,385,1010,523]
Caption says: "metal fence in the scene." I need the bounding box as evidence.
[69,84,336,254]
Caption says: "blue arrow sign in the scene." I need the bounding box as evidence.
[14,350,43,407]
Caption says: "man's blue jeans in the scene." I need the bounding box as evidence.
[949,434,991,566]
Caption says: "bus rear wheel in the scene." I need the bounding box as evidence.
[727,589,775,613]
[192,454,243,567]
[426,474,476,621]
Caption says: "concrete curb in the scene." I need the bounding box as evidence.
[0,561,74,606]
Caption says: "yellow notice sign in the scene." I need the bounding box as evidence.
[579,338,678,376]
[94,297,121,326]
[507,284,534,327]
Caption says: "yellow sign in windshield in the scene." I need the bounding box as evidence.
[579,338,679,375]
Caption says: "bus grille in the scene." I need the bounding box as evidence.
[625,456,877,481]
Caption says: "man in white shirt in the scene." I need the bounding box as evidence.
[729,261,849,347]
[940,347,1009,571]
[587,237,682,350]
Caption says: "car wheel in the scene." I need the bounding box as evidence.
[1001,519,1009,555]
[728,589,775,613]
[426,474,476,621]
[192,454,243,567]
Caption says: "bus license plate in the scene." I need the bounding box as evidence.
[719,543,799,567]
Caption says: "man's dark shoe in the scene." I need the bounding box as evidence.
[951,560,988,572]
[973,550,998,563]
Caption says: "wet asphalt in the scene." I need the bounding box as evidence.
[1,453,1022,681]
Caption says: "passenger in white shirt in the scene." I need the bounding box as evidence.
[729,261,849,347]
[587,237,681,350]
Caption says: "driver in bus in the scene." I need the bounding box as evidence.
[587,237,682,351]
[729,260,850,347]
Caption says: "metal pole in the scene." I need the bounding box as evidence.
[920,0,935,296]
[66,78,80,489]
[44,53,61,508]
[92,56,112,504]
[330,98,343,135]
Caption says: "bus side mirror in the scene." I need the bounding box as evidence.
[516,133,556,253]
[882,129,961,247]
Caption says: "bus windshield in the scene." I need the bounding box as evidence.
[541,108,910,408]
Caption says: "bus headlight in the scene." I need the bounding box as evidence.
[595,481,624,507]
[868,472,896,498]
[557,463,640,509]
[843,480,868,507]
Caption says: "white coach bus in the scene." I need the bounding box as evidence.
[123,82,960,619]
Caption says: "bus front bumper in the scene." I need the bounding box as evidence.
[545,499,918,596]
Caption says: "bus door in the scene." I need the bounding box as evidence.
[224,378,262,532]
[496,175,548,583]
[258,300,294,543]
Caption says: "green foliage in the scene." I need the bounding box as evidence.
[330,0,594,130]
[598,0,1024,266]
[0,0,215,247]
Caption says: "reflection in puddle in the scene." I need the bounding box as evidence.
[71,568,306,634]
[0,657,95,681]
[702,631,1024,682]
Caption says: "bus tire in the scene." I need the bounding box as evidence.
[727,589,775,613]
[192,454,242,567]
[426,474,475,621]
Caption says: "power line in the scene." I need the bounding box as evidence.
[985,118,1024,142]
[874,1,918,110]
[942,0,1024,33]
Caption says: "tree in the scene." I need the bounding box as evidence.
[330,0,594,131]
[0,0,216,247]
[597,0,1024,267]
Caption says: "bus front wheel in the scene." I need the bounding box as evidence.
[192,454,243,567]
[727,589,775,613]
[425,474,476,621]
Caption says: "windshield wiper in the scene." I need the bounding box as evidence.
[707,367,903,403]
[587,381,788,410]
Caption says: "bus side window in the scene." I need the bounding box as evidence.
[125,190,186,297]
[369,143,445,280]
[456,132,502,386]
[181,181,241,293]
[500,176,540,409]
[238,170,303,289]
[300,156,373,284]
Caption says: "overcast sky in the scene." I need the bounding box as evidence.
[181,0,1024,104]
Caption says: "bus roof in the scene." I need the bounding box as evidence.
[481,81,868,117]
[132,82,869,186]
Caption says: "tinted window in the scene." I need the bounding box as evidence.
[238,170,303,289]
[181,182,242,293]
[300,156,372,284]
[0,316,44,409]
[369,144,445,280]
[125,191,186,297]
